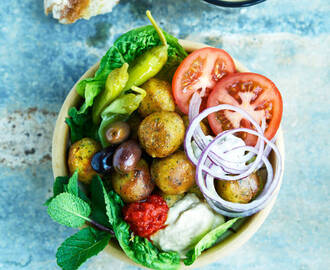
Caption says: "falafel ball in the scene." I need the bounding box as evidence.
[138,111,184,158]
[68,137,101,184]
[215,172,262,203]
[151,150,195,195]
[138,78,175,117]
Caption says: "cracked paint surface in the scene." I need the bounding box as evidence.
[0,0,329,270]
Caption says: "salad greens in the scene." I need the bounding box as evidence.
[184,217,239,265]
[102,181,180,270]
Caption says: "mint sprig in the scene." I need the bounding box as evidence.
[56,226,111,270]
[44,171,90,206]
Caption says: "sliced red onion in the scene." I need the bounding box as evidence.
[188,95,247,175]
[187,99,267,170]
[185,104,265,180]
[184,102,282,217]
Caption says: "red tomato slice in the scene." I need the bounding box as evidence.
[172,47,235,114]
[207,73,283,146]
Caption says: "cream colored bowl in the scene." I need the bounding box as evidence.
[52,40,285,269]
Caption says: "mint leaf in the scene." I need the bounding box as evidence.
[56,227,111,270]
[90,176,110,227]
[67,171,91,204]
[67,171,79,196]
[44,176,69,206]
[54,176,70,195]
[47,193,91,228]
[184,217,239,265]
[104,190,123,227]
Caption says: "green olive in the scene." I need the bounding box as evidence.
[105,121,130,144]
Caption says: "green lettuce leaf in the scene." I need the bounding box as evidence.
[65,107,99,143]
[183,217,239,265]
[76,25,187,107]
[56,226,111,270]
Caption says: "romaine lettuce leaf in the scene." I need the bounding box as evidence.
[183,217,239,265]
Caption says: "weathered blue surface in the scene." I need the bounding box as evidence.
[0,0,329,269]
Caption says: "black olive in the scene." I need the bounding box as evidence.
[91,151,104,173]
[91,145,117,173]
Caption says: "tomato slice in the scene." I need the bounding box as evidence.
[207,73,283,146]
[172,47,235,114]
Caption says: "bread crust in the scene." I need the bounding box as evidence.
[62,0,90,23]
[44,0,119,24]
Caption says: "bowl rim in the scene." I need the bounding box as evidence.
[203,0,266,8]
[52,39,285,269]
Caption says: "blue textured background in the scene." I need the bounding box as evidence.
[0,0,329,269]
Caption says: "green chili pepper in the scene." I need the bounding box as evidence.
[92,63,129,124]
[123,11,168,91]
[123,45,168,91]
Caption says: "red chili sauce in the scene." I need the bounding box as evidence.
[123,195,169,238]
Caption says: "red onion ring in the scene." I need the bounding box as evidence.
[185,104,265,180]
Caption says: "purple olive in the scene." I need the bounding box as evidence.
[113,140,142,173]
[105,121,130,144]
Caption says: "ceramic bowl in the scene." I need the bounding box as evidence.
[52,40,284,269]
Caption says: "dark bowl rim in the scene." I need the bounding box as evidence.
[203,0,266,8]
